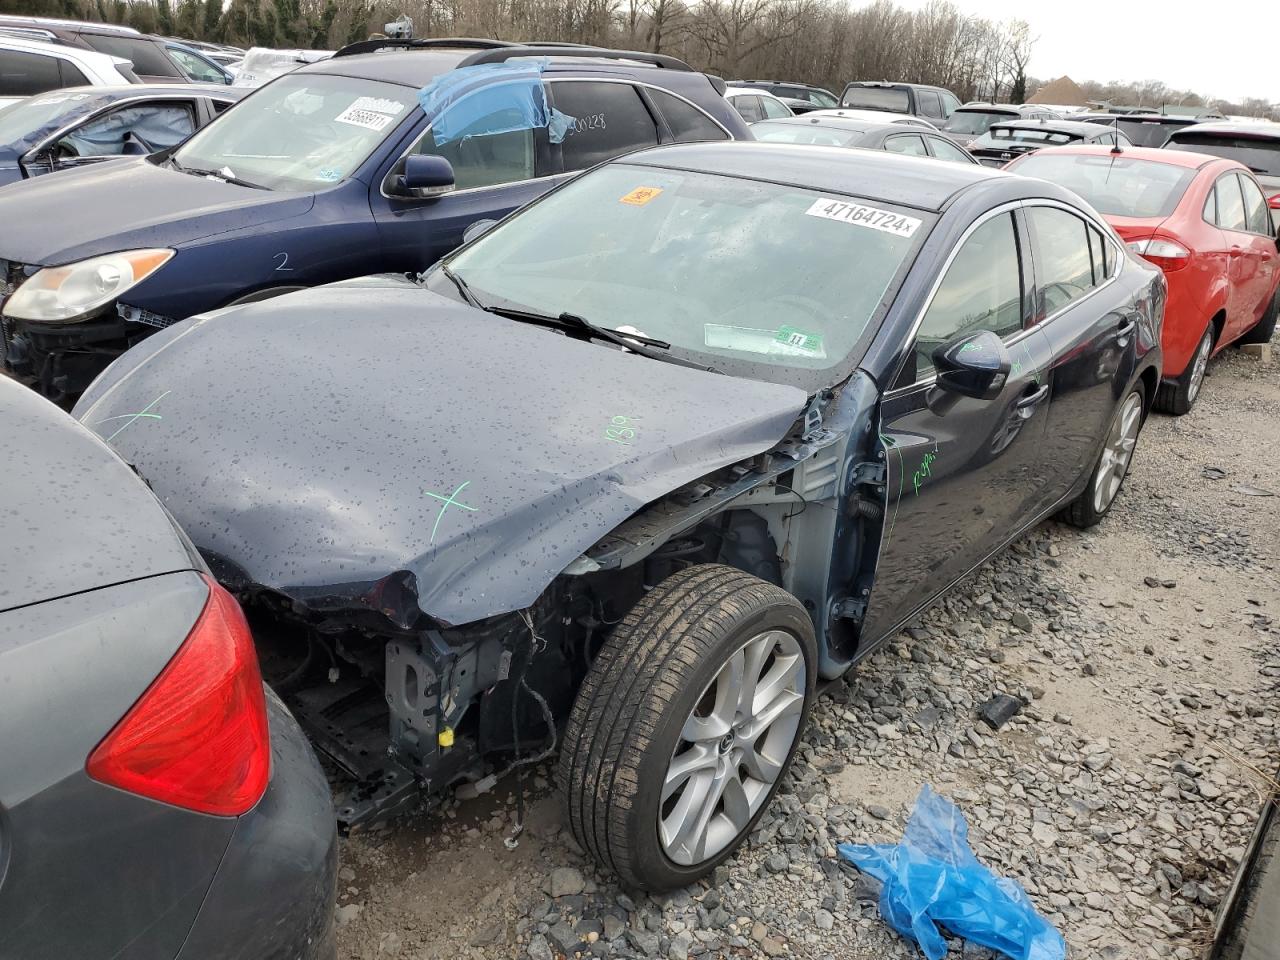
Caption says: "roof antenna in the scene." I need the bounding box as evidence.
[1111,114,1123,154]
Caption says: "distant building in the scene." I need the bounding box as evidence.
[1027,76,1088,107]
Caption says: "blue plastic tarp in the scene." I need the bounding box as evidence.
[417,58,574,145]
[839,786,1066,960]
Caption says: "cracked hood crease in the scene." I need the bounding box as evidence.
[76,280,808,626]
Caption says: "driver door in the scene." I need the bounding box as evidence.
[26,100,197,176]
[861,208,1055,645]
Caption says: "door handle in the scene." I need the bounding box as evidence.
[1014,382,1050,416]
[1116,316,1137,337]
[1229,247,1244,258]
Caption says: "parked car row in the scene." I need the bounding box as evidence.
[0,38,1276,958]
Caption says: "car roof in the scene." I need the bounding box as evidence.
[1168,122,1280,142]
[1015,143,1224,170]
[0,14,142,36]
[725,86,787,99]
[806,108,936,127]
[623,141,998,212]
[0,33,128,66]
[844,80,946,92]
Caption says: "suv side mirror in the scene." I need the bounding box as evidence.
[462,218,497,244]
[391,155,455,199]
[933,330,1010,400]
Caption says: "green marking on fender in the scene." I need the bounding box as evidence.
[424,481,477,544]
[97,390,171,442]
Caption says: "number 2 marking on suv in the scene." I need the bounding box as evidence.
[273,252,293,272]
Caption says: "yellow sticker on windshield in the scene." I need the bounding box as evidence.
[620,186,663,206]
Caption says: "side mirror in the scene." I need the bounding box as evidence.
[462,218,497,244]
[932,330,1010,400]
[393,154,455,199]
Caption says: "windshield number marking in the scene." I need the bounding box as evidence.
[273,252,293,272]
[605,415,639,445]
[804,197,921,238]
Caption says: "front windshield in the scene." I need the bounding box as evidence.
[943,110,1011,135]
[974,127,1075,148]
[172,73,416,189]
[443,163,930,385]
[1013,153,1196,218]
[810,90,838,108]
[750,121,861,146]
[0,91,98,149]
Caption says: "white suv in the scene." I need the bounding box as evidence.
[0,35,138,110]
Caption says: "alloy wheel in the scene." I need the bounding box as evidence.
[1187,329,1212,403]
[659,629,805,866]
[1093,391,1143,514]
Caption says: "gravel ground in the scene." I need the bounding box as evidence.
[335,349,1279,960]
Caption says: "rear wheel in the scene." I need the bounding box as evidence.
[1239,289,1278,346]
[1062,383,1145,529]
[1155,324,1213,415]
[559,564,816,891]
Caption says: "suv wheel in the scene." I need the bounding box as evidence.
[559,564,816,891]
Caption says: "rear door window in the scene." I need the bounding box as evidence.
[1214,174,1248,231]
[1239,174,1272,235]
[760,96,790,119]
[926,136,972,164]
[918,90,943,120]
[884,133,928,156]
[647,89,727,143]
[940,91,960,116]
[79,34,182,79]
[552,81,659,172]
[732,95,764,123]
[0,49,63,97]
[1028,206,1098,317]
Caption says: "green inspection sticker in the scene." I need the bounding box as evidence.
[775,326,823,353]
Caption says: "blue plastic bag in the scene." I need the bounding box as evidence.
[417,58,575,145]
[838,786,1065,960]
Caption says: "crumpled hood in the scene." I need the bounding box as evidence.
[76,279,808,626]
[0,159,314,265]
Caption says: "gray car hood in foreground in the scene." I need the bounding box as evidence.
[76,279,808,627]
[1,377,194,613]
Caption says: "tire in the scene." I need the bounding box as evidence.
[1155,323,1213,415]
[1238,289,1278,346]
[1061,381,1146,529]
[559,564,817,891]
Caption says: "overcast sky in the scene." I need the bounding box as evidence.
[895,0,1277,104]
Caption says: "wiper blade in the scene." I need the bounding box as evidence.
[492,307,714,372]
[170,157,265,190]
[440,263,484,309]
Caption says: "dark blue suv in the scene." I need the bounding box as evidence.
[0,38,746,400]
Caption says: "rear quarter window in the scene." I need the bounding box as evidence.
[647,89,728,143]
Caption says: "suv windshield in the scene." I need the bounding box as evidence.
[172,73,416,189]
[943,110,1013,135]
[841,86,910,112]
[1013,153,1196,219]
[1166,133,1280,177]
[975,127,1076,147]
[443,163,930,387]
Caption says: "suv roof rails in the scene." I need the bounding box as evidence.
[457,45,693,71]
[333,36,518,58]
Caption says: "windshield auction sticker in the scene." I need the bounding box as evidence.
[335,97,407,132]
[619,186,663,206]
[804,198,921,238]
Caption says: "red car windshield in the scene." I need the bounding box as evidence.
[1013,153,1197,219]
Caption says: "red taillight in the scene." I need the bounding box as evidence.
[1267,193,1280,210]
[87,575,270,816]
[1126,236,1191,272]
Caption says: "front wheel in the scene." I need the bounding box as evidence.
[1061,383,1145,529]
[559,564,816,891]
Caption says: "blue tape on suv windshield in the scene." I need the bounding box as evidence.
[417,58,575,145]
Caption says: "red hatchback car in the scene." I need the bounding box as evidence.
[1009,145,1279,413]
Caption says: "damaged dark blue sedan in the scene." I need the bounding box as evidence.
[74,142,1164,891]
